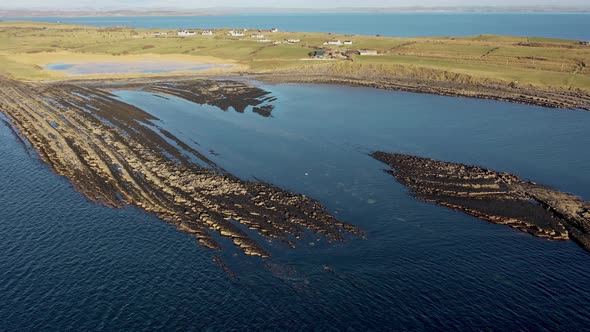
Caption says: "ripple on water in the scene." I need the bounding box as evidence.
[2,85,590,331]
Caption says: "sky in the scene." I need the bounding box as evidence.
[2,0,589,10]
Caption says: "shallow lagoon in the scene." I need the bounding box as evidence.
[45,61,234,75]
[1,83,590,330]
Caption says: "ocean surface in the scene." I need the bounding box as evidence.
[1,83,590,331]
[3,13,590,40]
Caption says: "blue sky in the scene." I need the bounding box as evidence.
[2,0,589,9]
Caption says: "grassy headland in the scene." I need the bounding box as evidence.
[1,21,589,108]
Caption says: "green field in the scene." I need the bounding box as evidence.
[1,21,589,90]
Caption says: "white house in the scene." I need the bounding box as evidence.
[228,30,245,37]
[251,34,265,39]
[287,39,301,43]
[177,30,196,36]
[270,28,279,33]
[201,30,213,36]
[343,40,353,45]
[324,40,343,46]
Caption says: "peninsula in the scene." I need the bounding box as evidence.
[0,76,364,257]
[1,21,589,110]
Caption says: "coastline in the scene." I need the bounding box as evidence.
[251,72,590,111]
[40,72,590,111]
[2,21,589,110]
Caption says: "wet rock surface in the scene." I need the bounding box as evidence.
[0,76,362,258]
[372,152,590,251]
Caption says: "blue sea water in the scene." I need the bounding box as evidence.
[3,13,590,40]
[1,83,590,331]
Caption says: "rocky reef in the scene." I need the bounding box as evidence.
[372,152,590,251]
[0,76,362,258]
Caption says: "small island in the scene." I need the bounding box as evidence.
[372,152,590,251]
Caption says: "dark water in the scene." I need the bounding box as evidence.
[2,84,590,331]
[4,13,590,40]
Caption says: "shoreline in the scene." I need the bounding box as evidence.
[251,72,590,111]
[39,72,590,111]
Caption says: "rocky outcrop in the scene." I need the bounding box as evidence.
[0,77,363,258]
[372,152,590,251]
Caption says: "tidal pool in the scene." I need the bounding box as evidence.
[45,61,234,75]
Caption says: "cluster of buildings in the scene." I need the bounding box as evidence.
[158,28,380,60]
[170,28,280,39]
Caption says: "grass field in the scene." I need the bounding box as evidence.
[1,21,589,90]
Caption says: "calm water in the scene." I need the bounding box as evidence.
[44,62,233,75]
[1,84,590,331]
[3,13,590,40]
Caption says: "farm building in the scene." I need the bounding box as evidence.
[324,40,343,46]
[228,30,245,37]
[177,30,196,36]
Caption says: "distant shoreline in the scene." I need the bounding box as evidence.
[2,7,590,18]
[2,21,589,111]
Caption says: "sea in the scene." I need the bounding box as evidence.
[1,14,590,331]
[3,13,590,40]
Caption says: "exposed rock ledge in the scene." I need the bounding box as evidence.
[372,152,590,251]
[0,76,363,258]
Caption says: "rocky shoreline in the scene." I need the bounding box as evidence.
[372,152,590,251]
[0,76,363,258]
[253,73,590,111]
[40,70,590,112]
